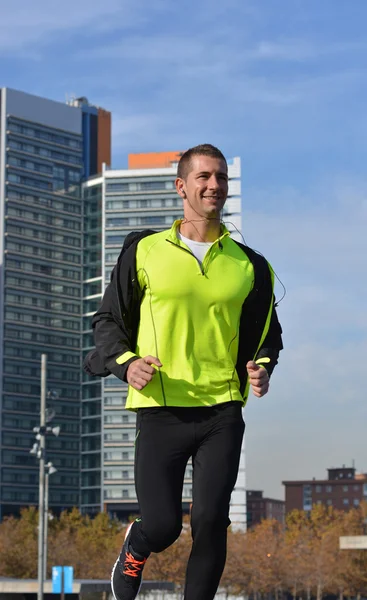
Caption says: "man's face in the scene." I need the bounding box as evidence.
[176,155,228,218]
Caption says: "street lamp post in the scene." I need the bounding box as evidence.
[37,354,46,600]
[44,468,49,583]
[29,355,61,600]
[44,462,57,579]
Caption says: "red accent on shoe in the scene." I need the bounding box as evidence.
[122,552,147,578]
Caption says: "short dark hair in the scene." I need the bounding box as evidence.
[177,144,227,180]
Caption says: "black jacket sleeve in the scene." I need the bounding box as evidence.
[91,256,139,382]
[255,300,283,376]
[235,243,283,396]
[83,230,156,381]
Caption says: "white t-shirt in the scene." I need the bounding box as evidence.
[177,232,212,265]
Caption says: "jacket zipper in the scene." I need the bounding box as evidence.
[166,239,205,275]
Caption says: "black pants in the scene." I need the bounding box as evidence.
[129,401,245,600]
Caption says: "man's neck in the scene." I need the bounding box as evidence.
[179,218,221,243]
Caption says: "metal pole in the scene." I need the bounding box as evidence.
[61,567,65,600]
[37,354,47,600]
[43,470,49,581]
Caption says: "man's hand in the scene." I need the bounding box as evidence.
[127,356,162,391]
[246,361,269,397]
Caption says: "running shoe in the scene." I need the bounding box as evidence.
[111,521,148,600]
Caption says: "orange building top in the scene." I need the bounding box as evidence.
[128,151,184,170]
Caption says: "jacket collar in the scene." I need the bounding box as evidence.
[167,220,230,245]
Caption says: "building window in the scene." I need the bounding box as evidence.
[105,251,120,263]
[104,414,124,424]
[326,485,332,493]
[106,182,129,192]
[140,216,165,225]
[104,396,125,407]
[343,485,349,492]
[106,218,129,228]
[104,470,122,480]
[316,485,322,493]
[106,235,124,245]
[183,486,192,498]
[104,488,121,499]
[104,452,124,461]
[327,499,332,506]
[353,499,360,506]
[343,499,349,506]
[303,485,312,510]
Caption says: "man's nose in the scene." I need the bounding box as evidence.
[208,175,220,190]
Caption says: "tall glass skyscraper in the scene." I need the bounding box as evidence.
[81,153,243,520]
[0,88,111,518]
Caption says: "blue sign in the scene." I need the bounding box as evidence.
[52,566,74,594]
[63,566,74,594]
[52,566,62,594]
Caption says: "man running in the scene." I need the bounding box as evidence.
[88,144,283,600]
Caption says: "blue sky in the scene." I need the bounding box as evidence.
[2,0,367,499]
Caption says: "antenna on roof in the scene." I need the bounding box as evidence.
[66,93,78,107]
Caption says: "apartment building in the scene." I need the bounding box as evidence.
[0,88,110,518]
[283,466,367,513]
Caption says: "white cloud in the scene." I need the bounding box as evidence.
[244,183,367,272]
[67,35,366,168]
[0,0,140,53]
[70,30,367,155]
[252,40,320,61]
[249,39,367,62]
[112,114,168,150]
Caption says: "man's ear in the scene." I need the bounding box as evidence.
[175,177,186,199]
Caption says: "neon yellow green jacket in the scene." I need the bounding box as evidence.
[90,221,283,410]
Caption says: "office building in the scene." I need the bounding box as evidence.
[81,152,243,518]
[246,490,285,528]
[283,466,367,514]
[0,88,111,518]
